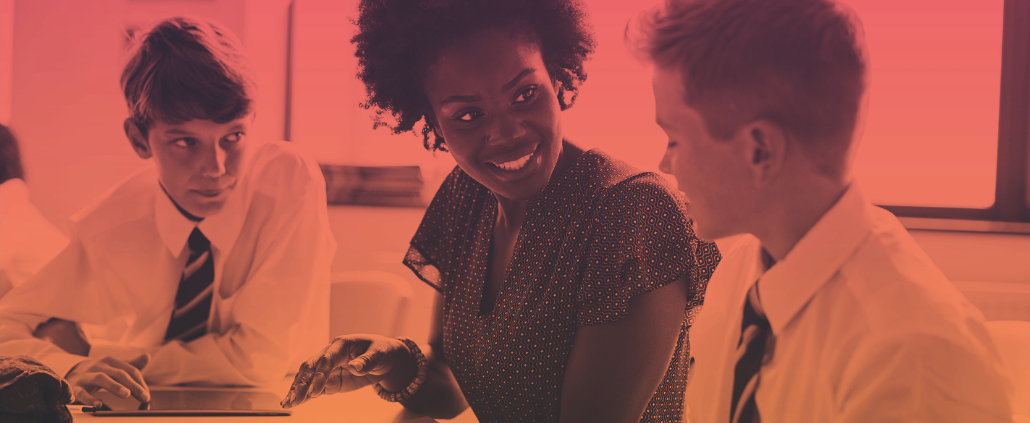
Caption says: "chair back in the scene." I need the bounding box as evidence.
[329,270,414,339]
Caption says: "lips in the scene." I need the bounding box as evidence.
[485,144,538,173]
[194,189,225,198]
[192,181,236,198]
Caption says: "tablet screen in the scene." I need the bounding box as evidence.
[88,389,290,416]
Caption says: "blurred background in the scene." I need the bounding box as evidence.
[1,0,1028,344]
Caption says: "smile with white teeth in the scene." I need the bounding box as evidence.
[491,151,534,172]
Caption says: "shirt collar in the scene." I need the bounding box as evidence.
[0,178,29,199]
[154,181,247,258]
[154,184,196,257]
[757,184,874,335]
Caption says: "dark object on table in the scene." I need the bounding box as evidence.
[0,355,74,423]
[320,164,425,207]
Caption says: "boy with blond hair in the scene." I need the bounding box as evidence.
[639,0,1013,421]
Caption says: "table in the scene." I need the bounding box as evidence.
[71,379,479,423]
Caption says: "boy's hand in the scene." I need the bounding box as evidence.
[32,318,90,356]
[66,354,151,408]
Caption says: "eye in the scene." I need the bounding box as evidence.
[172,138,197,148]
[223,132,245,143]
[453,109,484,124]
[513,86,538,104]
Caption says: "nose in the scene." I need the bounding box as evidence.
[199,143,227,178]
[487,114,527,146]
[659,144,674,174]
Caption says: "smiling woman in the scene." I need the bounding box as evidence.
[422,29,565,204]
[281,1,721,422]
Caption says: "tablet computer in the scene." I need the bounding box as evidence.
[84,389,290,416]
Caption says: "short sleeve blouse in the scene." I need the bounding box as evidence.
[404,149,720,423]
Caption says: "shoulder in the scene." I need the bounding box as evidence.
[575,150,687,217]
[70,166,158,240]
[439,165,481,196]
[243,141,325,199]
[825,207,996,358]
[424,165,488,212]
[840,207,969,327]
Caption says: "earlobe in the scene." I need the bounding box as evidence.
[124,119,152,159]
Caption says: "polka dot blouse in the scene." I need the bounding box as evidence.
[404,149,721,422]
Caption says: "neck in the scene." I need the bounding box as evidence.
[493,140,583,231]
[160,183,203,222]
[752,174,849,262]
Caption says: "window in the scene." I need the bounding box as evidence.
[288,0,1030,227]
[844,0,1030,224]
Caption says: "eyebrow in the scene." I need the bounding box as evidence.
[164,128,195,136]
[440,95,483,106]
[502,68,537,92]
[163,124,247,136]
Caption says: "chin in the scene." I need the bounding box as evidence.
[189,201,228,218]
[687,215,720,242]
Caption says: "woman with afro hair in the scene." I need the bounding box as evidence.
[283,1,720,421]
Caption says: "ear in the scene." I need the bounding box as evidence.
[740,120,787,185]
[424,112,445,143]
[124,119,152,159]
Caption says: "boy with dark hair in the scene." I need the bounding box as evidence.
[0,17,335,407]
[639,0,1013,421]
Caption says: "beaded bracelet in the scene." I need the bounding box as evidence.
[373,338,428,402]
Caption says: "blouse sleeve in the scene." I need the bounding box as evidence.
[403,167,467,293]
[576,174,721,327]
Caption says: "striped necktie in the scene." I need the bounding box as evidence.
[164,227,214,343]
[730,284,771,423]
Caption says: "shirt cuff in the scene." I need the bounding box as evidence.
[89,339,148,363]
[42,351,89,379]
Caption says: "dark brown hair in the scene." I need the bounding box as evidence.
[637,0,866,176]
[121,16,255,137]
[0,124,24,183]
[353,0,596,151]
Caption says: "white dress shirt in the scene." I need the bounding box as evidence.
[686,185,1013,423]
[0,178,68,292]
[0,140,335,386]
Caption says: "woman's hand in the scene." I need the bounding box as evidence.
[66,354,151,408]
[281,334,417,409]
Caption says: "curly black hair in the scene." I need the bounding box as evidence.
[352,0,596,151]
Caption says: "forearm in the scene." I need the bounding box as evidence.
[561,278,690,423]
[0,322,88,378]
[142,326,289,386]
[0,314,88,376]
[397,295,468,418]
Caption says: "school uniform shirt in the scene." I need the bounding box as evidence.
[0,178,68,292]
[685,184,1013,423]
[0,140,335,386]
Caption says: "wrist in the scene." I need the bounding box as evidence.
[374,338,428,402]
[63,357,92,380]
[379,339,419,391]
